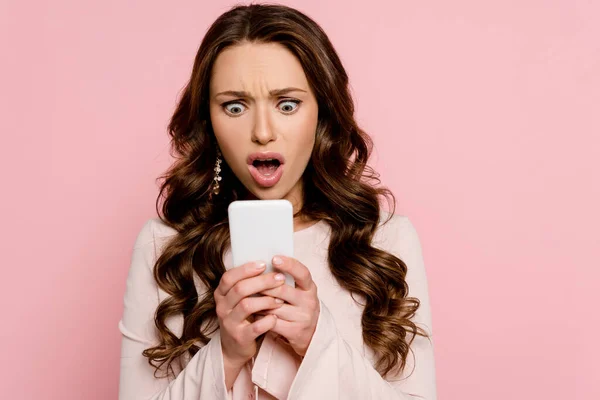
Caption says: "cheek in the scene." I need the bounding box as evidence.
[210,108,245,159]
[210,107,231,143]
[293,109,318,151]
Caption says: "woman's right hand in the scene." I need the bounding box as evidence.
[214,261,286,387]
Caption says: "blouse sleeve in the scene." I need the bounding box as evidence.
[286,216,437,399]
[118,219,232,400]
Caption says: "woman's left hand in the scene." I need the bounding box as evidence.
[259,255,320,357]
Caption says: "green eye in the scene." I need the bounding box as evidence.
[224,102,246,115]
[278,100,300,113]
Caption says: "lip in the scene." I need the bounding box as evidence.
[246,152,286,165]
[247,151,285,188]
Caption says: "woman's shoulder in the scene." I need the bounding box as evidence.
[132,217,178,251]
[373,211,423,261]
[375,212,430,306]
[375,211,419,242]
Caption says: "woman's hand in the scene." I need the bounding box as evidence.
[260,256,320,357]
[214,261,286,388]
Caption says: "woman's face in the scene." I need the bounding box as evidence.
[209,41,318,210]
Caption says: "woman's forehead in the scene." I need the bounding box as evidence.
[209,42,310,95]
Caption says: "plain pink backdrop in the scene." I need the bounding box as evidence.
[1,0,598,399]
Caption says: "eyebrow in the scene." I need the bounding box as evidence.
[214,87,308,99]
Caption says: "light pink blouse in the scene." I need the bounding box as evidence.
[118,214,437,399]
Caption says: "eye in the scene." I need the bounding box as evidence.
[278,99,301,114]
[223,102,246,116]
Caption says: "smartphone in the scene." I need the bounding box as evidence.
[227,199,295,287]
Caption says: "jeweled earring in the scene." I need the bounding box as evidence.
[212,149,223,195]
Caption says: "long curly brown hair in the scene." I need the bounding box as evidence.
[143,3,427,380]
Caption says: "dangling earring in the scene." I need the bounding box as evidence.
[212,148,223,195]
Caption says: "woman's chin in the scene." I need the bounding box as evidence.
[240,174,300,202]
[247,187,285,200]
[240,182,285,200]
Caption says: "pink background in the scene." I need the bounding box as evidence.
[2,0,598,398]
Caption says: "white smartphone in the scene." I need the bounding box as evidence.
[227,199,295,287]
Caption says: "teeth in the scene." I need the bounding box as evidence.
[252,157,281,165]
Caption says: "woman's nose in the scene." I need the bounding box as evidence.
[250,106,276,145]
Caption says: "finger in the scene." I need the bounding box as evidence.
[272,256,314,291]
[260,283,300,305]
[225,272,286,309]
[269,318,296,342]
[243,314,278,341]
[229,296,284,323]
[217,261,267,296]
[262,304,301,321]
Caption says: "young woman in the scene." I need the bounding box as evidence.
[118,4,436,399]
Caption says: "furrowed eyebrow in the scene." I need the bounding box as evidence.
[214,87,307,99]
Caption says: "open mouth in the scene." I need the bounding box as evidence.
[247,152,285,188]
[252,158,281,176]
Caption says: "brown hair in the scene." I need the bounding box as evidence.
[143,3,427,379]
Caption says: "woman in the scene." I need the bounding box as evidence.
[119,3,436,399]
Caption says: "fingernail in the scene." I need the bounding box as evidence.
[256,262,266,269]
[275,298,284,304]
[274,273,285,281]
[273,256,283,266]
